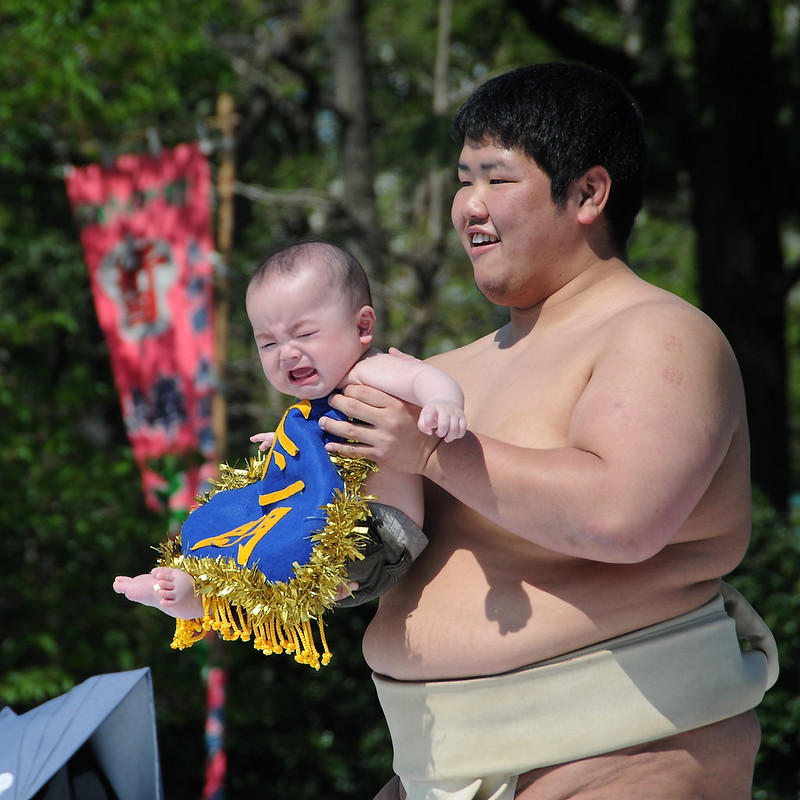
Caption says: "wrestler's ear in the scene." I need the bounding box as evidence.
[575,165,611,226]
[357,305,376,345]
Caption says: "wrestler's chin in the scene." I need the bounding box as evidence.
[474,281,516,309]
[471,265,518,302]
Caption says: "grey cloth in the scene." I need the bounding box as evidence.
[0,668,163,800]
[336,502,428,607]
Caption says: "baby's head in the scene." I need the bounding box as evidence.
[249,240,372,312]
[246,242,376,399]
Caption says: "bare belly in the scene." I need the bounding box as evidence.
[362,517,725,681]
[515,711,760,799]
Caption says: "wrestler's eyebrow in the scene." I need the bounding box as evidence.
[457,159,508,174]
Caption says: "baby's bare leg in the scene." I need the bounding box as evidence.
[113,568,203,619]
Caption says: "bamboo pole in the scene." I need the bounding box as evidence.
[202,92,239,800]
[211,92,238,462]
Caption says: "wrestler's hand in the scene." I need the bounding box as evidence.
[322,384,441,474]
[249,431,276,452]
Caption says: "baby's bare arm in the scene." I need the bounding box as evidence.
[348,351,466,441]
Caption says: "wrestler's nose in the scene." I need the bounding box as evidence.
[458,186,488,222]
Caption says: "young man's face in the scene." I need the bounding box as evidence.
[451,136,580,310]
[246,267,372,399]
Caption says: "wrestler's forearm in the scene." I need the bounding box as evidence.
[423,431,691,564]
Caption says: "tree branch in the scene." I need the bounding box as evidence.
[506,0,637,83]
[233,180,339,211]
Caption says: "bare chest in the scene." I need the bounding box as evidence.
[448,331,598,447]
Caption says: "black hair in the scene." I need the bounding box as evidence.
[451,62,647,250]
[250,241,373,311]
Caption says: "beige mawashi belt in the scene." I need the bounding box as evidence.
[373,583,778,800]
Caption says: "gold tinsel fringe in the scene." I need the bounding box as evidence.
[171,594,332,669]
[160,452,377,669]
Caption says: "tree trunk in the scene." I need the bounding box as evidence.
[690,0,788,510]
[400,0,453,358]
[329,0,388,343]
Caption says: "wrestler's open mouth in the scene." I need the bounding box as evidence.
[470,232,499,247]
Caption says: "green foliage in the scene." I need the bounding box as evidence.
[629,208,698,305]
[220,607,392,798]
[0,0,234,168]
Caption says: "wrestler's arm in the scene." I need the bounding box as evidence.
[323,304,745,564]
[347,351,466,442]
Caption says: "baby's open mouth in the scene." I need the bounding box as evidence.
[290,367,317,382]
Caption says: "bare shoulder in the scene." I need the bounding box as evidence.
[425,329,498,369]
[601,283,738,372]
[584,284,747,442]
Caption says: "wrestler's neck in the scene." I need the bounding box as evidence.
[505,255,630,343]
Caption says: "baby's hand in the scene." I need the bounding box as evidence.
[249,431,276,452]
[388,346,414,360]
[417,403,467,443]
[332,581,360,602]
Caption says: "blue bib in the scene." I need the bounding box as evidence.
[181,398,348,582]
[161,398,376,669]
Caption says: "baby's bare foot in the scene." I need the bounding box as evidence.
[113,573,164,609]
[114,568,203,619]
[150,567,204,619]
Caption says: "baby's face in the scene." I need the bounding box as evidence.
[246,267,370,399]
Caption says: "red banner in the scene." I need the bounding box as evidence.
[66,142,218,515]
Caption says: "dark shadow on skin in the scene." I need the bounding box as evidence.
[383,535,534,639]
[492,310,523,351]
[484,581,533,635]
[423,444,535,637]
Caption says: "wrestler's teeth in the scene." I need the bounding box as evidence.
[471,233,499,245]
